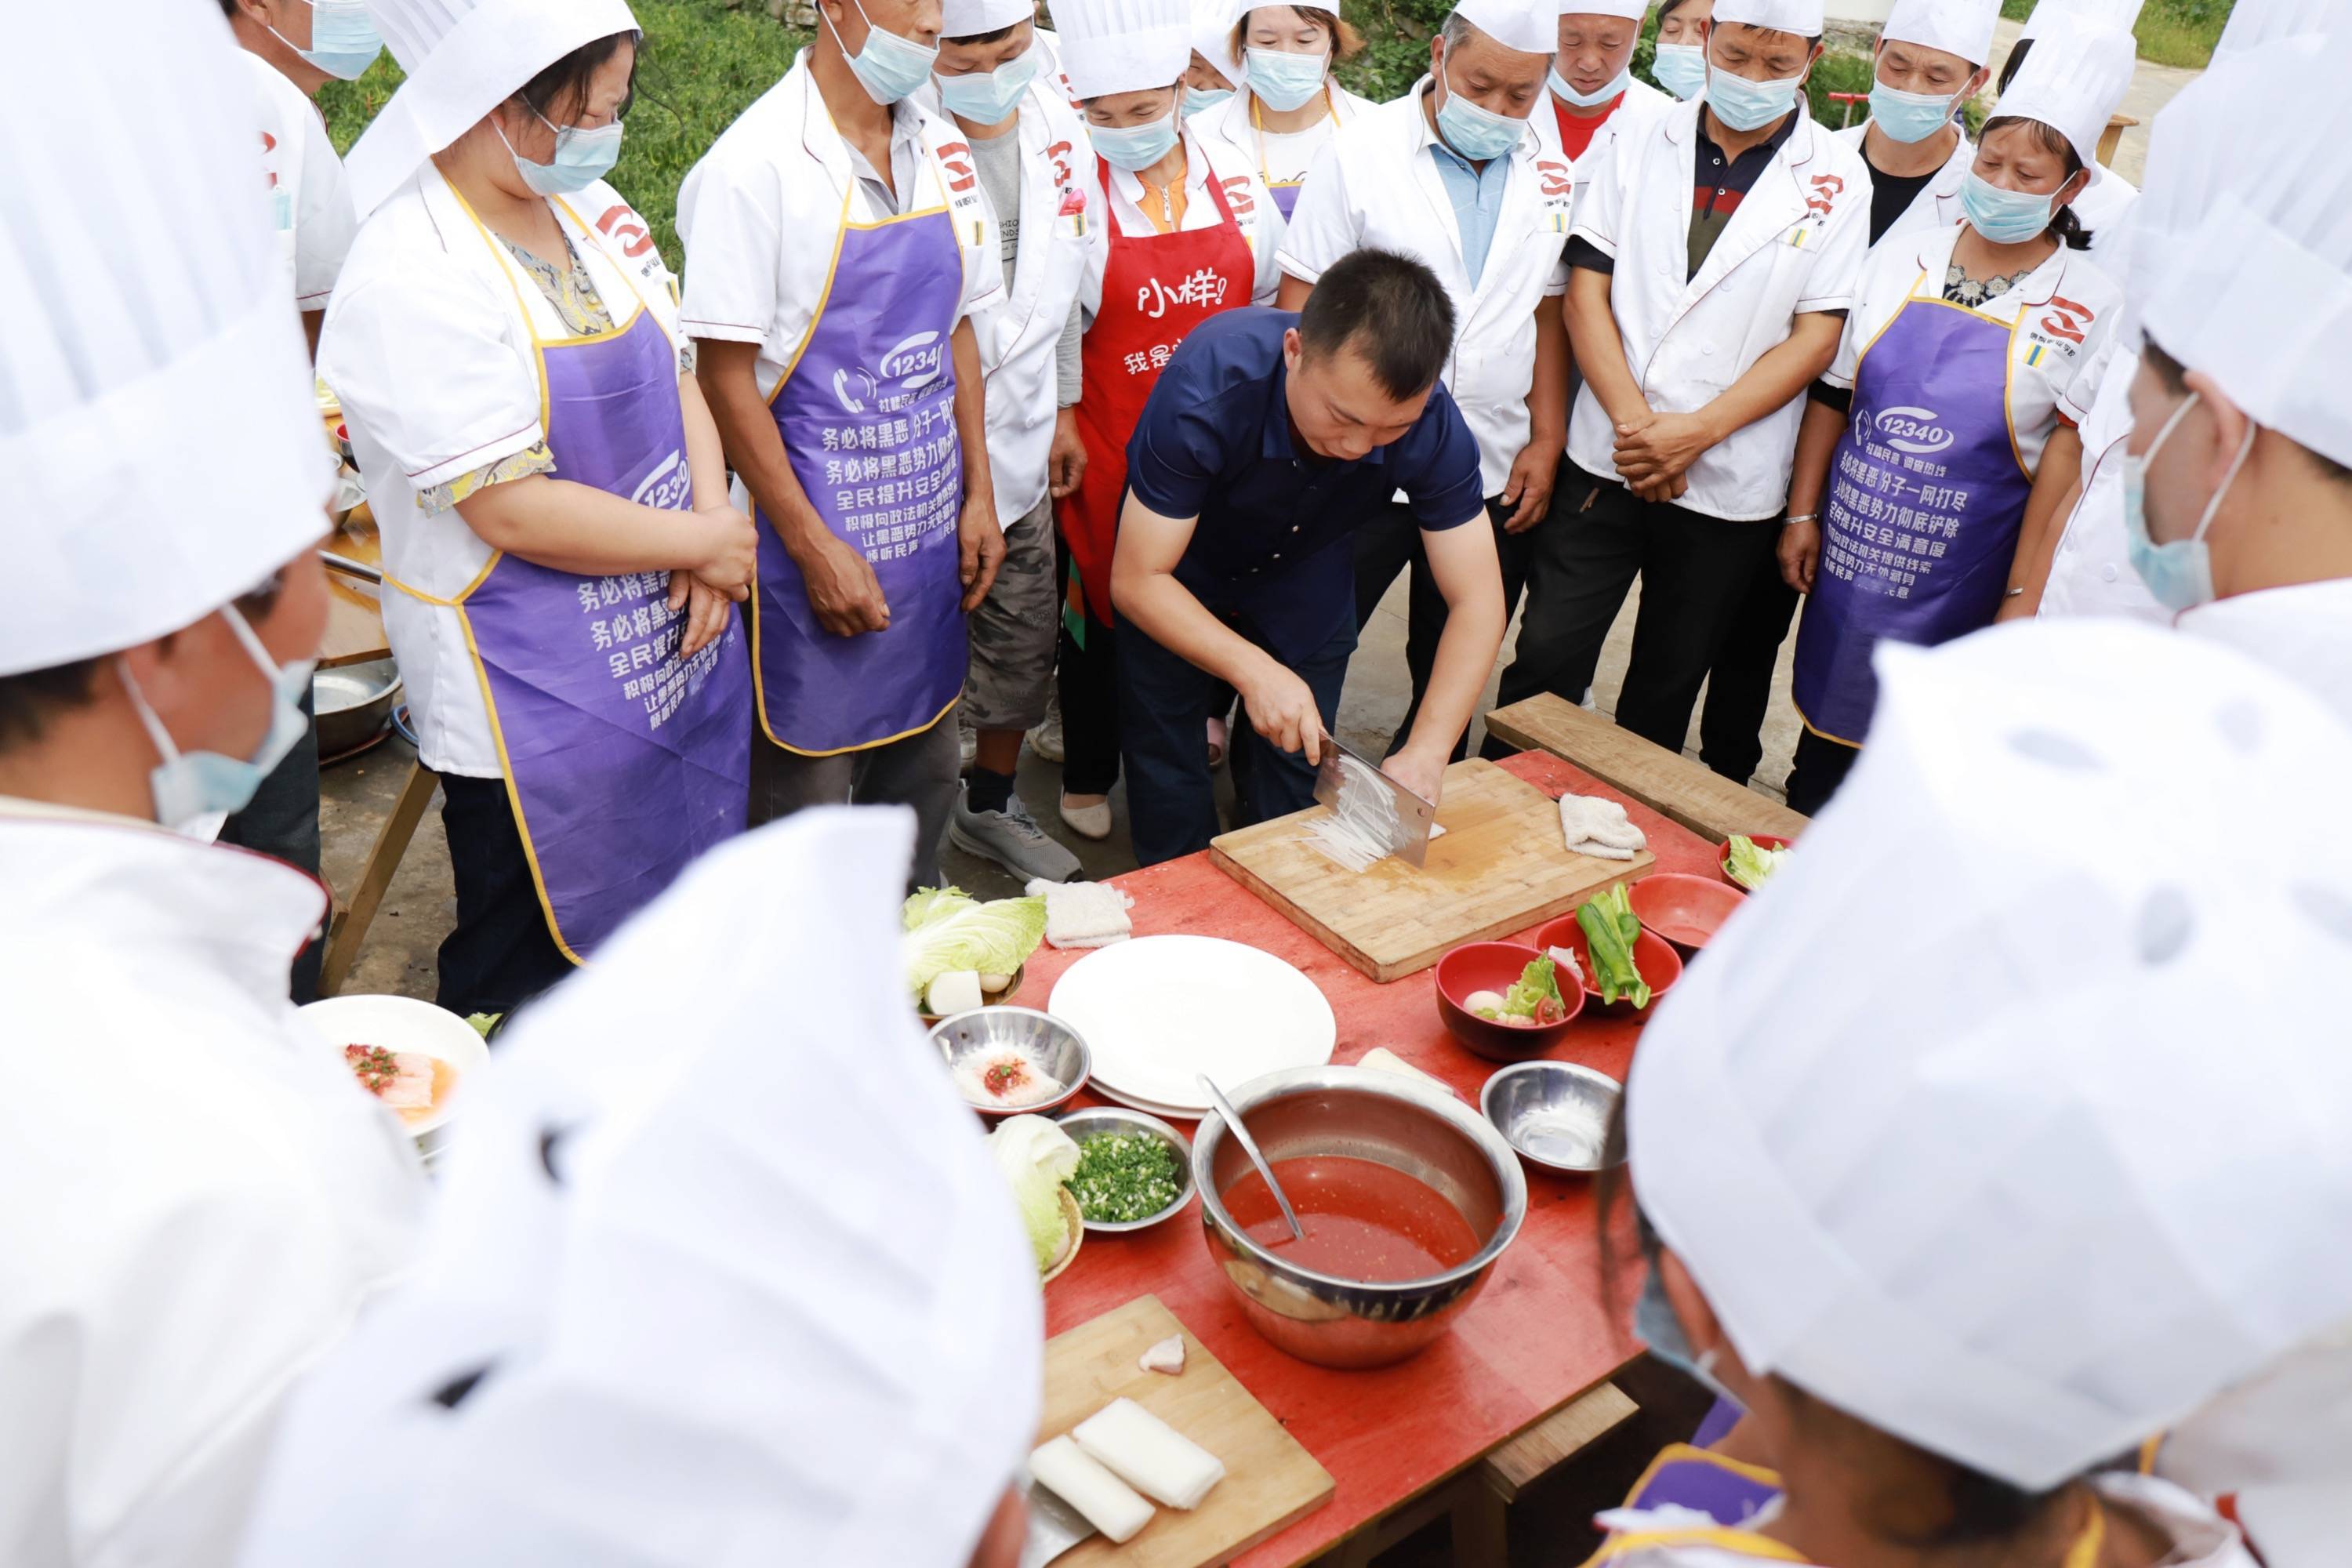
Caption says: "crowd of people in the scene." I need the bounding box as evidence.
[3,0,2350,1562]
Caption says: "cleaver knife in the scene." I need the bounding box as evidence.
[1312,735,1437,868]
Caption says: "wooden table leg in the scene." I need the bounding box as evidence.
[319,757,437,997]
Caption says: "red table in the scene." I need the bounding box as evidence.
[1026,752,1724,1565]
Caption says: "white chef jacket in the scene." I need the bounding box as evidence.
[1834,119,1973,253]
[1279,83,1573,495]
[2071,162,2136,274]
[1189,79,1378,203]
[2181,576,2352,728]
[678,54,1003,405]
[1079,127,1284,318]
[1824,223,2120,475]
[2038,337,2169,622]
[1528,74,1676,187]
[244,52,355,313]
[320,167,692,779]
[913,73,1102,526]
[0,805,423,1568]
[1567,98,1873,520]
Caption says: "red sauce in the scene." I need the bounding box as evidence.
[1221,1156,1483,1282]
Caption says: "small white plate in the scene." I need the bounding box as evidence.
[1047,935,1335,1115]
[297,994,489,1138]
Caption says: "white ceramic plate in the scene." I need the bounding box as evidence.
[1047,935,1336,1114]
[296,994,490,1138]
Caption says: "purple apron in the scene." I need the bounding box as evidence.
[753,198,970,754]
[459,292,752,962]
[1620,1443,1782,1526]
[1791,292,2036,746]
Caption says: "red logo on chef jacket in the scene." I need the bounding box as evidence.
[938,142,978,193]
[1047,139,1076,189]
[1805,173,1845,218]
[1537,159,1570,198]
[593,203,659,260]
[2038,294,2095,345]
[1221,176,1255,216]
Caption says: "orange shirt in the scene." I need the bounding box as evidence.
[1552,89,1625,162]
[1134,170,1189,234]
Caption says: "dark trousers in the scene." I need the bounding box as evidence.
[1119,612,1353,866]
[436,771,575,1019]
[1783,727,1861,818]
[1697,536,1800,787]
[1352,495,1531,762]
[746,717,959,891]
[1493,466,1788,771]
[220,686,322,1001]
[1057,612,1121,797]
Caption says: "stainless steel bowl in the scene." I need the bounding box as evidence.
[1480,1061,1626,1175]
[313,658,405,757]
[1193,1065,1527,1369]
[929,1006,1091,1117]
[1054,1105,1196,1233]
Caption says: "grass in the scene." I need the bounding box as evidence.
[1999,0,2232,67]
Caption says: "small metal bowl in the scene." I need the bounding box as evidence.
[930,1006,1091,1118]
[1054,1105,1196,1233]
[313,658,405,760]
[1480,1061,1625,1175]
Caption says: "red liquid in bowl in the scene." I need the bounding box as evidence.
[1223,1156,1483,1282]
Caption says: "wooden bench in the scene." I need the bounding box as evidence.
[1483,695,1808,845]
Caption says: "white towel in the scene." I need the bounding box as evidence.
[1025,878,1135,949]
[1559,793,1647,862]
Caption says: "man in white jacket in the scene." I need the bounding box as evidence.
[0,7,424,1563]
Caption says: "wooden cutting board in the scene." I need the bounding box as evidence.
[1208,758,1653,982]
[1040,1296,1332,1567]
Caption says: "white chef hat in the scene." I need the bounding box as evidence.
[945,0,1035,38]
[2136,30,2352,469]
[1559,0,1651,23]
[1880,0,1998,65]
[0,0,328,680]
[1192,0,1243,85]
[2213,0,2334,59]
[2016,0,2141,45]
[1057,0,1192,97]
[2159,1317,2352,1568]
[1992,9,2135,169]
[236,808,1046,1568]
[1711,0,1825,37]
[1627,619,2352,1492]
[1451,0,1561,53]
[346,0,642,219]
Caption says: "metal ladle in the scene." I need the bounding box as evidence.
[1198,1074,1306,1243]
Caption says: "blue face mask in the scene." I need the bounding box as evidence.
[1434,57,1528,162]
[1550,63,1632,108]
[1705,60,1806,132]
[1651,42,1707,100]
[936,46,1038,124]
[1634,1263,1737,1404]
[1246,47,1330,112]
[499,108,626,197]
[1868,80,1958,143]
[1960,169,2057,244]
[2125,390,2254,613]
[827,0,942,106]
[1182,84,1233,117]
[1091,108,1181,172]
[270,0,383,81]
[121,604,314,829]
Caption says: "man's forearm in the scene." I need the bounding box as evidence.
[1403,579,1505,760]
[1695,316,1843,448]
[1527,294,1570,448]
[695,343,828,560]
[951,319,996,512]
[1115,571,1279,691]
[1566,270,1648,430]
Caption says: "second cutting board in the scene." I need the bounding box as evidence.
[1207,758,1653,982]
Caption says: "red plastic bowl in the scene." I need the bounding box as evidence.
[1533,916,1683,1018]
[1434,940,1583,1062]
[1625,873,1746,954]
[1716,833,1795,891]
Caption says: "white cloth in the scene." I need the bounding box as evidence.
[2160,1318,2352,1568]
[2068,160,2136,270]
[1833,120,1972,252]
[1079,129,1284,317]
[2180,576,2352,729]
[1279,85,1571,495]
[945,0,1033,35]
[1191,0,1243,83]
[0,0,329,677]
[1556,793,1645,858]
[1626,617,2352,1490]
[1560,0,1650,19]
[1711,0,1824,34]
[2038,339,2168,622]
[321,166,688,778]
[1824,222,2119,475]
[1994,9,2136,171]
[246,53,358,311]
[1055,0,1191,97]
[235,809,1044,1568]
[345,0,640,218]
[1026,877,1137,946]
[1566,97,1872,521]
[2214,0,2335,58]
[1881,0,1998,63]
[1188,77,1377,197]
[2016,0,2143,44]
[1452,0,1558,54]
[0,805,423,1568]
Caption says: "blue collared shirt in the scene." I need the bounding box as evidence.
[1125,308,1485,664]
[1425,100,1513,289]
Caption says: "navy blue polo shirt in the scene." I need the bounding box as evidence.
[1123,308,1485,665]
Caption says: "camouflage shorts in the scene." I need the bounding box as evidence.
[960,496,1057,731]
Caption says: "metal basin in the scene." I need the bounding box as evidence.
[1193,1065,1527,1370]
[1480,1060,1626,1175]
[313,658,404,758]
[930,1005,1091,1117]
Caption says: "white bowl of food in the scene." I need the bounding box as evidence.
[298,994,489,1141]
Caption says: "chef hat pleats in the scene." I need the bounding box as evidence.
[1055,0,1192,99]
[1559,0,1652,23]
[2136,30,2352,469]
[1451,0,1561,54]
[944,0,1036,38]
[1711,0,1826,38]
[1992,9,2135,169]
[346,0,642,219]
[2213,0,2335,59]
[1192,0,1244,85]
[2016,0,2141,45]
[236,808,1047,1568]
[0,0,326,679]
[1627,619,2352,1493]
[1880,0,1999,65]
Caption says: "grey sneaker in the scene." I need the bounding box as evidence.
[1027,695,1065,763]
[949,786,1082,882]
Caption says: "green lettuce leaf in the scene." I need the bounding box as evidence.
[1724,835,1791,891]
[1576,884,1651,1009]
[988,1114,1080,1274]
[1501,955,1563,1019]
[903,885,978,932]
[904,895,1047,1001]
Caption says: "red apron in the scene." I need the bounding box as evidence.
[1056,151,1254,633]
